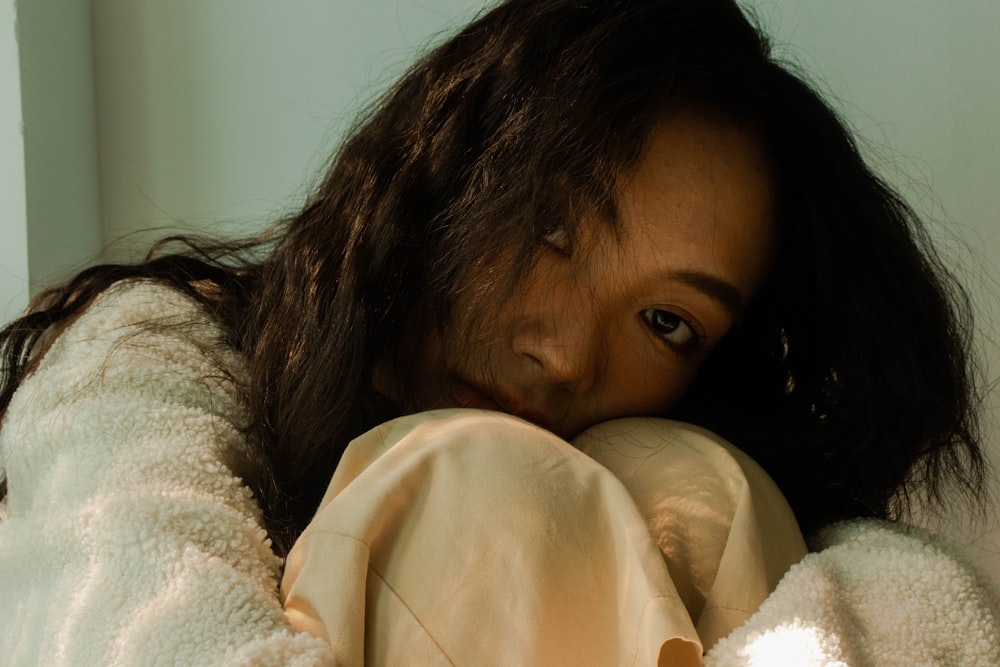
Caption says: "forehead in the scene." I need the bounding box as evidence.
[609,108,776,311]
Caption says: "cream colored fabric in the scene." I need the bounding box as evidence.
[574,419,808,649]
[281,410,806,666]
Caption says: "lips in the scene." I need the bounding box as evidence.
[452,377,552,428]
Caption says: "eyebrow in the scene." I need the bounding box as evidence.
[671,270,745,322]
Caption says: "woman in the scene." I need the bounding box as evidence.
[0,0,988,664]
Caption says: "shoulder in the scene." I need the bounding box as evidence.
[41,277,240,373]
[50,278,228,349]
[6,279,249,444]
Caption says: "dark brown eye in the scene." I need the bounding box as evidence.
[641,308,703,354]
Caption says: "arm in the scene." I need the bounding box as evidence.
[704,519,1000,666]
[0,281,332,666]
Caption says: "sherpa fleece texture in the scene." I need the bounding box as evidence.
[705,519,1000,667]
[0,282,333,666]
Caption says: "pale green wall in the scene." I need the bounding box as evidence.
[0,0,29,325]
[91,0,484,256]
[16,0,102,294]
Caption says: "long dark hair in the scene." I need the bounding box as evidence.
[0,0,985,553]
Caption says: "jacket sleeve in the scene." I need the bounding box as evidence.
[0,281,333,666]
[703,519,1000,667]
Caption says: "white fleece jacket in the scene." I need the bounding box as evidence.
[0,282,333,666]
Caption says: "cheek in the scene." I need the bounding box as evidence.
[600,335,703,416]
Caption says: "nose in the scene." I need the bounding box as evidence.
[511,312,602,392]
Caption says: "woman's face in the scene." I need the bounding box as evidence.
[405,108,776,440]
